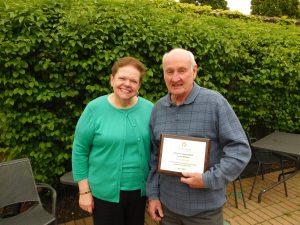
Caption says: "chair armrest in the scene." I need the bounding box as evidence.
[36,183,57,216]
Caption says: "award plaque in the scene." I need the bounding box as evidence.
[158,134,211,176]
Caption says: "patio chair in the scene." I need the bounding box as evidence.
[0,158,57,225]
[248,140,288,201]
[232,175,247,208]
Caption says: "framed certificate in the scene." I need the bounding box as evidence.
[158,134,211,176]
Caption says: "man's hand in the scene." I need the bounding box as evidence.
[180,172,205,188]
[147,199,164,222]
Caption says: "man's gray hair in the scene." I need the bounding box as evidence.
[162,48,196,69]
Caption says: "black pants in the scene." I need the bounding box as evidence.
[93,190,147,225]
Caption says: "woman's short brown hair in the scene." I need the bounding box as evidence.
[111,56,145,82]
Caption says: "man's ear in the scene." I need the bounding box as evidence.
[192,64,198,79]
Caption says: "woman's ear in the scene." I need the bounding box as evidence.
[109,74,113,87]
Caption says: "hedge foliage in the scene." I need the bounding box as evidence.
[0,0,299,184]
[251,0,300,18]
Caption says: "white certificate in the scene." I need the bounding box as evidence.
[158,134,210,176]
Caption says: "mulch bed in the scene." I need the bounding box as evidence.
[54,186,90,223]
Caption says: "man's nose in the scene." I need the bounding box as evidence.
[171,73,180,82]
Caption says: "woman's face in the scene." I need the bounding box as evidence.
[110,65,141,101]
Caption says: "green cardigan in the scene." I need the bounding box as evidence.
[72,95,153,203]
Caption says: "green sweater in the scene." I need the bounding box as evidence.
[72,95,153,203]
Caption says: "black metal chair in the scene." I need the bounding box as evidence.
[248,139,288,201]
[0,158,57,225]
[232,175,247,208]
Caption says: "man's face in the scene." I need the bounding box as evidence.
[163,51,197,104]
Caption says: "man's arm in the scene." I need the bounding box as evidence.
[203,98,251,190]
[146,118,160,199]
[203,96,251,190]
[146,108,164,221]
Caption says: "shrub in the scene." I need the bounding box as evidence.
[0,0,299,184]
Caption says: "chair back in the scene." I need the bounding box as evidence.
[245,132,258,162]
[245,132,280,163]
[0,158,41,208]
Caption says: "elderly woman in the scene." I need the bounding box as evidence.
[72,56,153,225]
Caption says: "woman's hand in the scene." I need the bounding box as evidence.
[79,192,94,214]
[78,179,93,214]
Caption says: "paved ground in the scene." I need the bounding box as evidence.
[59,169,300,225]
[224,169,300,225]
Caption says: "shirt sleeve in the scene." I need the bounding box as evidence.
[72,105,95,181]
[203,97,252,190]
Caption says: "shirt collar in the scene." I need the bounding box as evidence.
[162,82,200,107]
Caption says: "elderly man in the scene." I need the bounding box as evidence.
[146,48,251,225]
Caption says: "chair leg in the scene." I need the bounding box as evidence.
[249,162,261,200]
[238,176,247,209]
[279,159,288,197]
[261,164,264,180]
[232,180,238,208]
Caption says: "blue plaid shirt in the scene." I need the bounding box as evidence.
[146,82,251,216]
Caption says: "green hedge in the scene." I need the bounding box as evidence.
[0,0,299,184]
